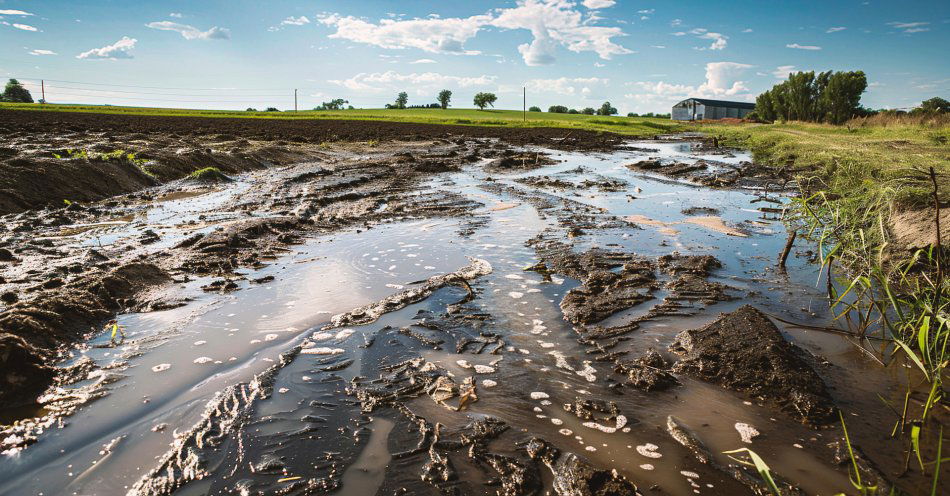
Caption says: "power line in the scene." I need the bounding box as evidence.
[33,91,291,103]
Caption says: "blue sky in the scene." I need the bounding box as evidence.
[1,0,947,113]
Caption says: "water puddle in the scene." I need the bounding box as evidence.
[0,140,911,495]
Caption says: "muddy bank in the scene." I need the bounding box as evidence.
[0,108,622,215]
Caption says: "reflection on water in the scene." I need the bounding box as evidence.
[0,141,904,495]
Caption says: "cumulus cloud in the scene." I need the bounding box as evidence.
[689,28,728,50]
[76,36,136,60]
[525,77,608,97]
[582,0,616,8]
[786,43,821,50]
[0,9,32,15]
[12,23,37,31]
[29,49,56,56]
[146,21,230,40]
[318,0,631,66]
[826,26,846,33]
[328,71,496,92]
[410,58,437,64]
[624,62,753,107]
[169,12,182,18]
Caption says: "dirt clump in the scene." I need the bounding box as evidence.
[669,305,836,425]
[525,437,641,495]
[616,349,678,391]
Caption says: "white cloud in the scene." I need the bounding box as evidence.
[146,21,230,40]
[670,19,682,27]
[686,28,728,50]
[329,71,497,92]
[826,26,846,33]
[772,65,796,79]
[76,36,136,60]
[887,21,929,33]
[525,77,608,97]
[624,62,753,106]
[12,23,37,31]
[742,28,753,33]
[318,0,632,66]
[29,49,56,56]
[317,13,488,54]
[410,58,437,64]
[282,16,310,26]
[0,9,32,16]
[786,43,821,50]
[582,0,616,8]
[638,9,655,14]
[169,12,183,18]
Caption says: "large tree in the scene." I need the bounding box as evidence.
[1,79,33,103]
[754,70,866,124]
[473,92,497,110]
[917,97,950,114]
[394,91,408,109]
[596,101,618,116]
[437,89,452,109]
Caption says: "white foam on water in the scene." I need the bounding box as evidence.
[300,347,344,355]
[193,357,213,364]
[529,391,549,400]
[735,422,759,443]
[636,443,662,458]
[151,363,171,373]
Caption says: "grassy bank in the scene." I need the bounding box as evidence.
[0,102,684,136]
[700,119,950,487]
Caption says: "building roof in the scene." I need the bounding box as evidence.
[677,98,756,109]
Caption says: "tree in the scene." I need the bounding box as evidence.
[265,107,279,112]
[315,98,348,110]
[548,105,569,113]
[246,107,258,112]
[596,101,618,116]
[568,109,579,114]
[754,70,866,124]
[627,112,639,117]
[529,106,541,112]
[473,92,497,110]
[437,89,452,110]
[1,79,33,103]
[917,97,950,114]
[581,107,595,115]
[394,92,408,109]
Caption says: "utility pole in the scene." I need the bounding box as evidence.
[294,89,298,113]
[523,86,526,122]
[41,79,45,104]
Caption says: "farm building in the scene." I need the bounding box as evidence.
[671,98,755,121]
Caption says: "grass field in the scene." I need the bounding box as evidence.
[697,119,950,206]
[0,102,684,136]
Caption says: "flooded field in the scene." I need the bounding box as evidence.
[0,137,922,494]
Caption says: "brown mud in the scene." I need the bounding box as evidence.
[0,115,941,495]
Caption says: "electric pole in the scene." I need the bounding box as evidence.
[41,80,45,104]
[294,89,298,113]
[523,86,526,122]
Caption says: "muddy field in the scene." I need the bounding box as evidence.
[0,113,941,495]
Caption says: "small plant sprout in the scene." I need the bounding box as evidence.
[723,448,781,495]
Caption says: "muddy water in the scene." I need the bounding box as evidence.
[0,141,909,495]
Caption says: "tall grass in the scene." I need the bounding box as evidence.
[849,113,950,128]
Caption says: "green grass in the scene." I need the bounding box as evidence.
[0,102,684,136]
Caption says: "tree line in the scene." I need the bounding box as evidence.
[753,71,868,124]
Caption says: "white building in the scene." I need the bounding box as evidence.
[671,98,755,121]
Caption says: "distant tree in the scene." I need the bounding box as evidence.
[916,97,950,114]
[548,105,569,113]
[529,106,542,112]
[265,107,279,112]
[246,107,258,112]
[1,79,33,103]
[596,101,618,116]
[568,109,579,114]
[581,107,595,115]
[438,89,452,109]
[473,92,497,110]
[627,112,639,117]
[819,71,867,124]
[393,92,408,109]
[315,98,348,110]
[347,105,355,110]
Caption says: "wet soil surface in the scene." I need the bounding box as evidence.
[0,127,938,495]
